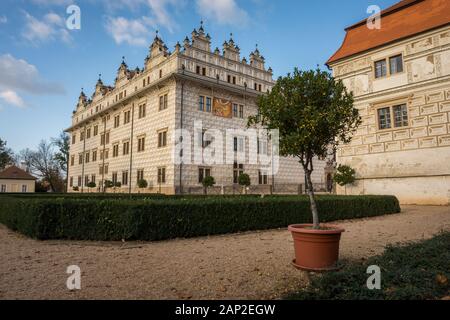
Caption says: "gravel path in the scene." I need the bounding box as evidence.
[0,205,449,300]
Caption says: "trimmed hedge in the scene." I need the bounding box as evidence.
[286,232,450,300]
[0,195,400,241]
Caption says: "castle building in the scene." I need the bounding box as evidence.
[66,24,326,194]
[327,0,450,205]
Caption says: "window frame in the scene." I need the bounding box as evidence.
[376,102,409,131]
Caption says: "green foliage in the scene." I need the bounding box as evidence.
[137,179,148,189]
[0,138,14,170]
[286,232,450,300]
[72,186,79,192]
[202,176,216,188]
[87,182,96,189]
[248,68,360,164]
[238,173,251,187]
[334,164,356,187]
[0,194,400,241]
[104,180,114,189]
[114,182,122,188]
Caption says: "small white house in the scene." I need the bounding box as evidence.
[0,165,36,193]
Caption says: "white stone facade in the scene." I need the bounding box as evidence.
[67,25,326,194]
[329,25,450,205]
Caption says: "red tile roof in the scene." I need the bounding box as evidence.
[0,165,36,180]
[327,0,450,65]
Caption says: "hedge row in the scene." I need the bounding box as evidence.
[286,232,450,300]
[0,195,400,241]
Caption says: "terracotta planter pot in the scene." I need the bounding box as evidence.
[288,224,345,271]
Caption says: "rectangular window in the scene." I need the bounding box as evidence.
[100,133,105,146]
[159,94,168,111]
[71,155,75,166]
[114,115,120,128]
[123,141,130,155]
[84,175,89,187]
[94,125,98,136]
[78,154,83,165]
[258,171,268,185]
[112,172,118,185]
[113,144,119,157]
[158,130,167,148]
[257,138,268,155]
[72,134,76,144]
[105,132,110,145]
[22,185,27,193]
[137,169,144,182]
[80,131,85,141]
[139,104,146,119]
[206,97,212,113]
[86,128,91,139]
[389,55,403,75]
[122,171,129,186]
[91,175,96,184]
[124,110,131,124]
[92,150,97,162]
[202,67,207,76]
[378,107,392,130]
[157,167,166,184]
[85,152,90,163]
[0,184,6,193]
[233,104,238,117]
[196,65,201,74]
[393,104,408,128]
[233,162,244,184]
[199,96,205,112]
[233,76,236,85]
[198,167,211,183]
[78,176,82,187]
[239,105,244,119]
[69,177,73,188]
[138,136,145,152]
[234,137,244,152]
[375,59,387,78]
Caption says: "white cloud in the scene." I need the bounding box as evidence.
[104,0,182,46]
[105,17,155,46]
[196,0,248,26]
[0,90,25,108]
[30,0,73,6]
[22,11,72,45]
[0,15,7,24]
[0,54,65,108]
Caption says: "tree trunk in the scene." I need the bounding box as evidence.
[305,170,320,229]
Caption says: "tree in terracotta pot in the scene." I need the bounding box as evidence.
[248,68,361,271]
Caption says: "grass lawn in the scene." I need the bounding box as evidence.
[286,232,450,300]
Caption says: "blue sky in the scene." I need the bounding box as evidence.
[0,0,399,152]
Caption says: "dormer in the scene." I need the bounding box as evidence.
[250,45,265,70]
[145,32,169,69]
[223,34,240,62]
[75,89,88,112]
[93,74,104,98]
[191,21,211,52]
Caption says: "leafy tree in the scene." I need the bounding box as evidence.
[18,141,65,192]
[202,176,216,195]
[137,179,148,189]
[334,164,356,195]
[238,173,251,194]
[248,68,361,229]
[52,132,70,192]
[104,180,114,191]
[0,138,14,170]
